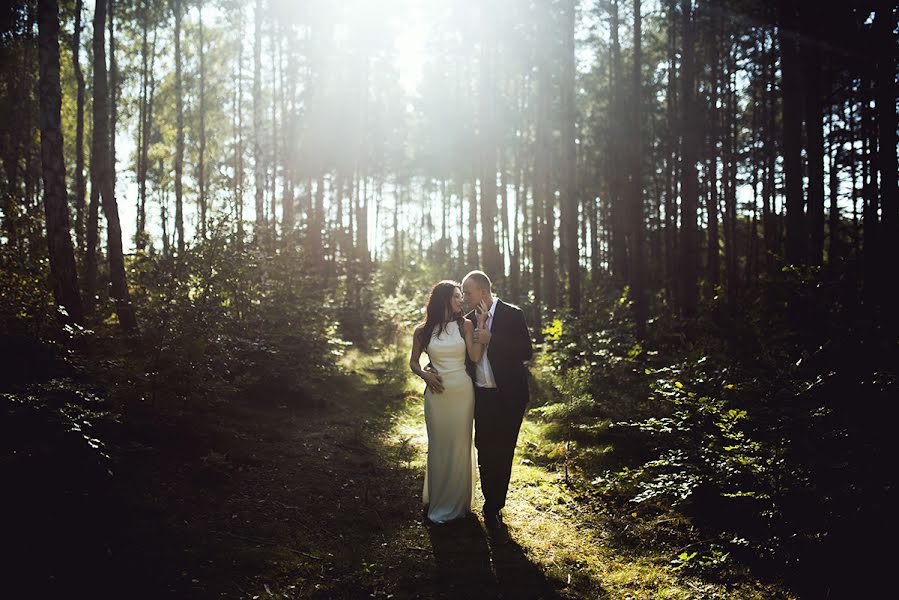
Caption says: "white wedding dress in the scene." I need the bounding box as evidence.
[422,319,477,523]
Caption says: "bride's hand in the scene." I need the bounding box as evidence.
[476,300,489,329]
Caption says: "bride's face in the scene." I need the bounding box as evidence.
[450,288,463,316]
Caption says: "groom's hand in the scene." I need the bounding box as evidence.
[424,365,444,393]
[473,328,491,345]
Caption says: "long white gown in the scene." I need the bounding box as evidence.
[422,319,477,523]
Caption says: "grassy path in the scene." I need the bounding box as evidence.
[95,345,791,599]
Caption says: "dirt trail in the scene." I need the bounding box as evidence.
[99,352,564,599]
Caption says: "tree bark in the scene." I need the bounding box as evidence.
[254,0,265,238]
[874,3,897,255]
[71,0,86,257]
[172,0,185,254]
[803,8,825,267]
[478,2,501,279]
[136,1,149,250]
[198,0,207,240]
[37,0,84,326]
[561,0,580,314]
[778,0,805,266]
[92,0,137,331]
[609,0,628,282]
[679,0,699,317]
[630,0,646,336]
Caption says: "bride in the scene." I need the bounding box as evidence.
[409,280,488,523]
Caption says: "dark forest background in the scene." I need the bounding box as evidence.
[2,0,896,598]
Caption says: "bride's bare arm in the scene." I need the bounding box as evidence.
[410,326,443,393]
[462,319,485,363]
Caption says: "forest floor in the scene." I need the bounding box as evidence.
[11,344,793,599]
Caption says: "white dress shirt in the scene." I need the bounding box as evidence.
[474,296,498,389]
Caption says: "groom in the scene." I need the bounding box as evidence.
[461,270,533,532]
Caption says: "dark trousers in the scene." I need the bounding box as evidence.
[474,386,526,514]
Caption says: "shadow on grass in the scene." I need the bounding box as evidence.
[426,515,566,600]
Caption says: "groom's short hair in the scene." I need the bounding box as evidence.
[463,270,491,292]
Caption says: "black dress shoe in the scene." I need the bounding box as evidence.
[483,509,499,530]
[484,509,506,532]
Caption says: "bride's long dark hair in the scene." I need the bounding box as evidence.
[416,280,464,349]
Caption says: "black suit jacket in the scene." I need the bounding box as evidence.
[466,299,534,404]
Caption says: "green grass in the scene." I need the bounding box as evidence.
[375,342,794,600]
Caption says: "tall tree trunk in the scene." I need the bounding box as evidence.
[803,12,825,266]
[609,0,628,282]
[532,64,545,322]
[861,77,879,305]
[253,0,265,238]
[281,25,295,235]
[706,26,721,293]
[561,0,580,314]
[269,19,279,239]
[778,0,805,266]
[827,108,840,263]
[234,2,244,246]
[172,0,185,254]
[874,3,897,259]
[630,0,646,336]
[763,32,777,276]
[37,0,84,326]
[679,0,699,317]
[478,4,500,279]
[724,41,738,303]
[3,35,23,251]
[664,0,678,299]
[71,0,86,256]
[198,0,207,241]
[92,0,136,331]
[108,0,118,220]
[467,177,479,266]
[136,3,150,251]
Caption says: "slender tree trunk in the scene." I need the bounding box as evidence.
[37,0,84,326]
[664,0,678,299]
[803,19,825,266]
[253,0,265,238]
[778,0,805,266]
[136,5,154,251]
[828,108,841,263]
[706,28,721,293]
[269,19,279,239]
[562,0,580,314]
[535,2,553,313]
[532,63,545,321]
[609,0,628,282]
[235,2,244,246]
[763,32,777,275]
[874,3,897,257]
[724,42,738,303]
[92,0,136,331]
[281,25,295,234]
[861,77,879,304]
[108,0,118,221]
[1,61,22,252]
[630,0,646,336]
[679,0,699,317]
[198,0,207,241]
[173,0,185,254]
[71,0,86,256]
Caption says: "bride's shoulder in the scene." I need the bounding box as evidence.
[461,318,474,332]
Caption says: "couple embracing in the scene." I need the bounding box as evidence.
[409,270,533,531]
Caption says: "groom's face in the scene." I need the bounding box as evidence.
[462,279,487,312]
